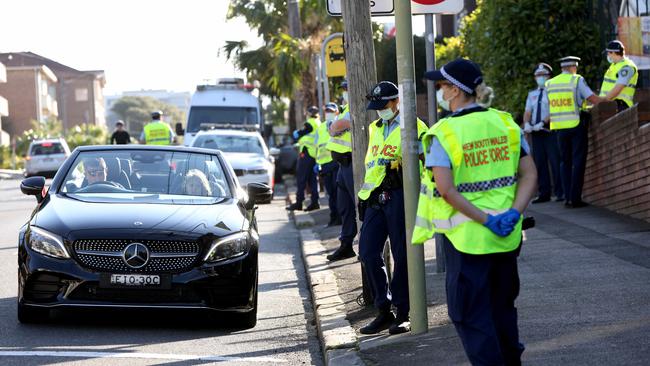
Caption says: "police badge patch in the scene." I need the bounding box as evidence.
[374,86,382,96]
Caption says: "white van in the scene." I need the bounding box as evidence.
[178,78,263,147]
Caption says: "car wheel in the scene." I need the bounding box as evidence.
[235,272,258,328]
[17,303,49,324]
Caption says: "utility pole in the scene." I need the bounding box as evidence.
[395,0,428,334]
[341,0,378,306]
[288,0,303,131]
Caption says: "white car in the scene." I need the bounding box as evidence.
[191,129,275,201]
[24,138,71,177]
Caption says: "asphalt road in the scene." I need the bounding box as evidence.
[0,179,322,365]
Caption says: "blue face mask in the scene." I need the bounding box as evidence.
[535,76,547,87]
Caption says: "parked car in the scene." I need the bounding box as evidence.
[191,129,275,203]
[17,145,271,327]
[24,138,71,178]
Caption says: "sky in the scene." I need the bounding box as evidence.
[1,0,427,96]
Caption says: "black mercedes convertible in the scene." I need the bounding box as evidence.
[17,145,271,328]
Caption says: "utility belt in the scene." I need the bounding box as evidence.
[367,166,403,208]
[332,151,352,167]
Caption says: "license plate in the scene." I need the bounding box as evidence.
[110,274,160,287]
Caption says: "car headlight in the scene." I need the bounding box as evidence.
[247,168,268,175]
[28,227,70,259]
[204,232,250,263]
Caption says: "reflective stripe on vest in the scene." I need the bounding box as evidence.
[326,106,352,153]
[425,109,522,254]
[315,122,333,164]
[358,117,428,201]
[144,121,171,145]
[299,117,320,158]
[599,58,638,108]
[547,74,581,130]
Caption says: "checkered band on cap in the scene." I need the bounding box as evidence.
[432,176,517,197]
[441,67,474,94]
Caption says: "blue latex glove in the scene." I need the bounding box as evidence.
[313,164,320,174]
[483,214,511,237]
[499,208,521,233]
[292,130,300,140]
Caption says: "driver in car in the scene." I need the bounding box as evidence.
[82,157,124,189]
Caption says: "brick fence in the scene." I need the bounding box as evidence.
[583,97,650,222]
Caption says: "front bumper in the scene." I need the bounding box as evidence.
[18,245,258,313]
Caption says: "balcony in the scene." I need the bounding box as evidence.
[0,95,7,117]
[0,62,6,83]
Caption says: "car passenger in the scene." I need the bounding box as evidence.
[184,169,212,196]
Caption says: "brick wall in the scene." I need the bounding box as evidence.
[0,69,37,136]
[583,99,650,222]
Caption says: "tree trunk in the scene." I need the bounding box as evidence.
[288,0,303,132]
[341,0,377,194]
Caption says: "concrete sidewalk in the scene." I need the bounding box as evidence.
[291,195,650,365]
[0,169,22,180]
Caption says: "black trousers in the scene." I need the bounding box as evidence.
[444,236,524,366]
[531,131,563,200]
[320,161,339,222]
[557,113,589,204]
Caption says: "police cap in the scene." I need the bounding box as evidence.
[534,63,552,76]
[325,102,338,112]
[307,105,319,115]
[424,58,483,95]
[366,81,399,110]
[151,110,163,119]
[558,56,581,68]
[605,40,625,53]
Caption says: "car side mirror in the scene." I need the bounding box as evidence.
[269,147,280,157]
[21,176,47,203]
[175,122,185,136]
[245,182,272,209]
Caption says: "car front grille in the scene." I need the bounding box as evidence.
[73,239,200,273]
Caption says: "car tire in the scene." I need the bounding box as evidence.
[236,273,258,328]
[17,303,49,324]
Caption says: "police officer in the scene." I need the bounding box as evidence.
[547,56,604,208]
[326,80,357,261]
[422,58,538,365]
[523,63,563,203]
[314,102,341,227]
[357,81,427,335]
[139,111,175,145]
[287,106,321,211]
[600,40,638,112]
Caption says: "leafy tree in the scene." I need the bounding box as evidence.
[374,34,429,94]
[440,0,606,120]
[225,0,342,128]
[110,96,185,133]
[266,99,288,126]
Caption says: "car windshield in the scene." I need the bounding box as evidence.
[31,142,64,155]
[193,134,264,155]
[60,150,232,204]
[187,106,258,132]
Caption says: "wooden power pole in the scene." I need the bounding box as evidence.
[288,0,303,132]
[340,0,377,194]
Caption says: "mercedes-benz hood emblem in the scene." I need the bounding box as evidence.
[123,243,150,268]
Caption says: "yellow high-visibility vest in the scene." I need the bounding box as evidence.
[413,108,521,254]
[547,73,583,130]
[144,121,172,145]
[326,105,352,153]
[599,57,638,108]
[298,117,320,158]
[315,121,333,165]
[358,117,427,200]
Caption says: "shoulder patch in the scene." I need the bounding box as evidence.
[620,68,630,77]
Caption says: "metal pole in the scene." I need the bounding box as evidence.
[395,0,428,335]
[321,33,343,104]
[316,54,324,120]
[425,14,446,274]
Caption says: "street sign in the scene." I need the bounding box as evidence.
[411,0,463,14]
[324,37,347,77]
[326,0,463,16]
[327,0,394,16]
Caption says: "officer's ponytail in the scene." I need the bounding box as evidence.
[475,83,494,108]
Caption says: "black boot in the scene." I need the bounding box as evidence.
[388,314,411,335]
[325,217,342,228]
[286,202,303,211]
[305,201,320,211]
[359,310,395,334]
[327,245,356,262]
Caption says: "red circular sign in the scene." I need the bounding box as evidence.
[412,0,445,4]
